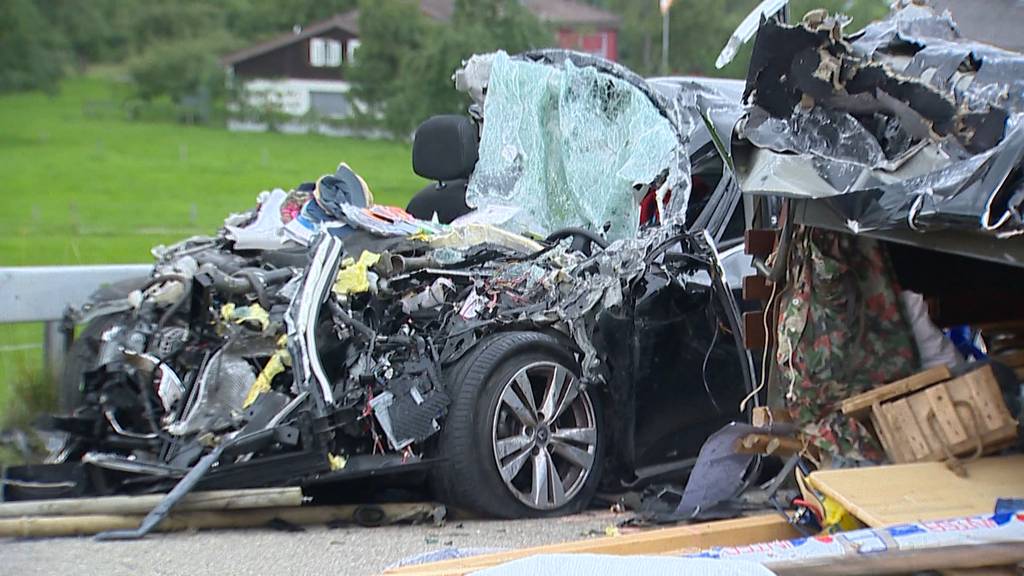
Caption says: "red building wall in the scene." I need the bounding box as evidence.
[556,28,618,61]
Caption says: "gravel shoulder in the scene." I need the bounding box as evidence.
[1,510,622,576]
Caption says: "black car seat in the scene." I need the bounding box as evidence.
[406,115,478,223]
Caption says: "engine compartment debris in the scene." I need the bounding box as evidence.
[5,50,756,539]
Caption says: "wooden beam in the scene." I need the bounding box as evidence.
[0,487,303,518]
[743,275,774,301]
[744,311,767,349]
[0,502,442,538]
[744,229,778,258]
[385,514,799,576]
[840,365,952,417]
[735,434,803,457]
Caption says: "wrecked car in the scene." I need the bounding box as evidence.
[8,50,759,524]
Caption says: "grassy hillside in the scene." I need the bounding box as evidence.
[0,75,425,420]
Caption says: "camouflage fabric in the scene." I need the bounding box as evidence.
[775,228,918,464]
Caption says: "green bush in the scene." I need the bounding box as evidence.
[127,33,237,105]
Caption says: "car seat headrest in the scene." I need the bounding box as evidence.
[412,115,479,182]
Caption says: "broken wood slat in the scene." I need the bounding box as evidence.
[742,275,774,301]
[922,385,969,445]
[768,542,1024,576]
[840,365,952,417]
[751,407,793,428]
[744,229,778,258]
[960,365,1017,434]
[886,398,933,461]
[0,487,303,518]
[806,455,1024,527]
[385,514,799,576]
[869,403,905,463]
[734,434,803,457]
[0,502,443,538]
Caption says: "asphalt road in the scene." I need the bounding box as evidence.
[1,510,622,576]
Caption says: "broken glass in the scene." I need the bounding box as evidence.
[466,52,679,242]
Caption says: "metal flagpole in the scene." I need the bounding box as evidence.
[660,0,673,74]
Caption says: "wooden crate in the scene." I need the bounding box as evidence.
[844,365,1018,464]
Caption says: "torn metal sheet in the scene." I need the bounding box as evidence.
[734,4,1024,237]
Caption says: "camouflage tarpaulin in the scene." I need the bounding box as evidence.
[775,228,918,464]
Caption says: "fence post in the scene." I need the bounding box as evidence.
[42,320,71,381]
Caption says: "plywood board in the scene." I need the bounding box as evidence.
[385,514,799,576]
[808,455,1024,527]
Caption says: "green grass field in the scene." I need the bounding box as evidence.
[0,75,425,422]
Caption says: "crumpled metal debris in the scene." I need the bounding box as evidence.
[28,50,748,526]
[734,3,1024,237]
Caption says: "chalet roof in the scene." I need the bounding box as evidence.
[221,12,359,66]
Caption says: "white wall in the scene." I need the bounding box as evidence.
[240,78,351,117]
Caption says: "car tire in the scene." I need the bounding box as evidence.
[431,331,604,518]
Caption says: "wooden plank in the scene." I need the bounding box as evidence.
[923,384,968,445]
[0,502,443,538]
[735,434,803,457]
[959,365,1015,433]
[752,407,792,428]
[884,399,934,461]
[870,403,905,463]
[743,275,774,301]
[384,514,799,576]
[807,455,1024,527]
[841,366,952,417]
[744,229,778,258]
[0,487,303,518]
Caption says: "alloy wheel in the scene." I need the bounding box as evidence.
[490,361,598,510]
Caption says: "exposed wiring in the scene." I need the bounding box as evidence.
[740,260,779,413]
[700,306,723,414]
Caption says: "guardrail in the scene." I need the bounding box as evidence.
[0,265,152,375]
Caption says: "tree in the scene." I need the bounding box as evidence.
[126,32,237,104]
[605,0,889,79]
[226,0,358,42]
[35,0,120,69]
[0,0,67,92]
[350,0,551,135]
[346,0,428,128]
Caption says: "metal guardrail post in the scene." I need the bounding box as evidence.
[42,318,73,381]
[1,264,152,388]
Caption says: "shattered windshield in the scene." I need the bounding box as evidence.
[463,52,683,241]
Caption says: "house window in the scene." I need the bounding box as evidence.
[310,37,342,67]
[346,39,361,64]
[309,91,352,119]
